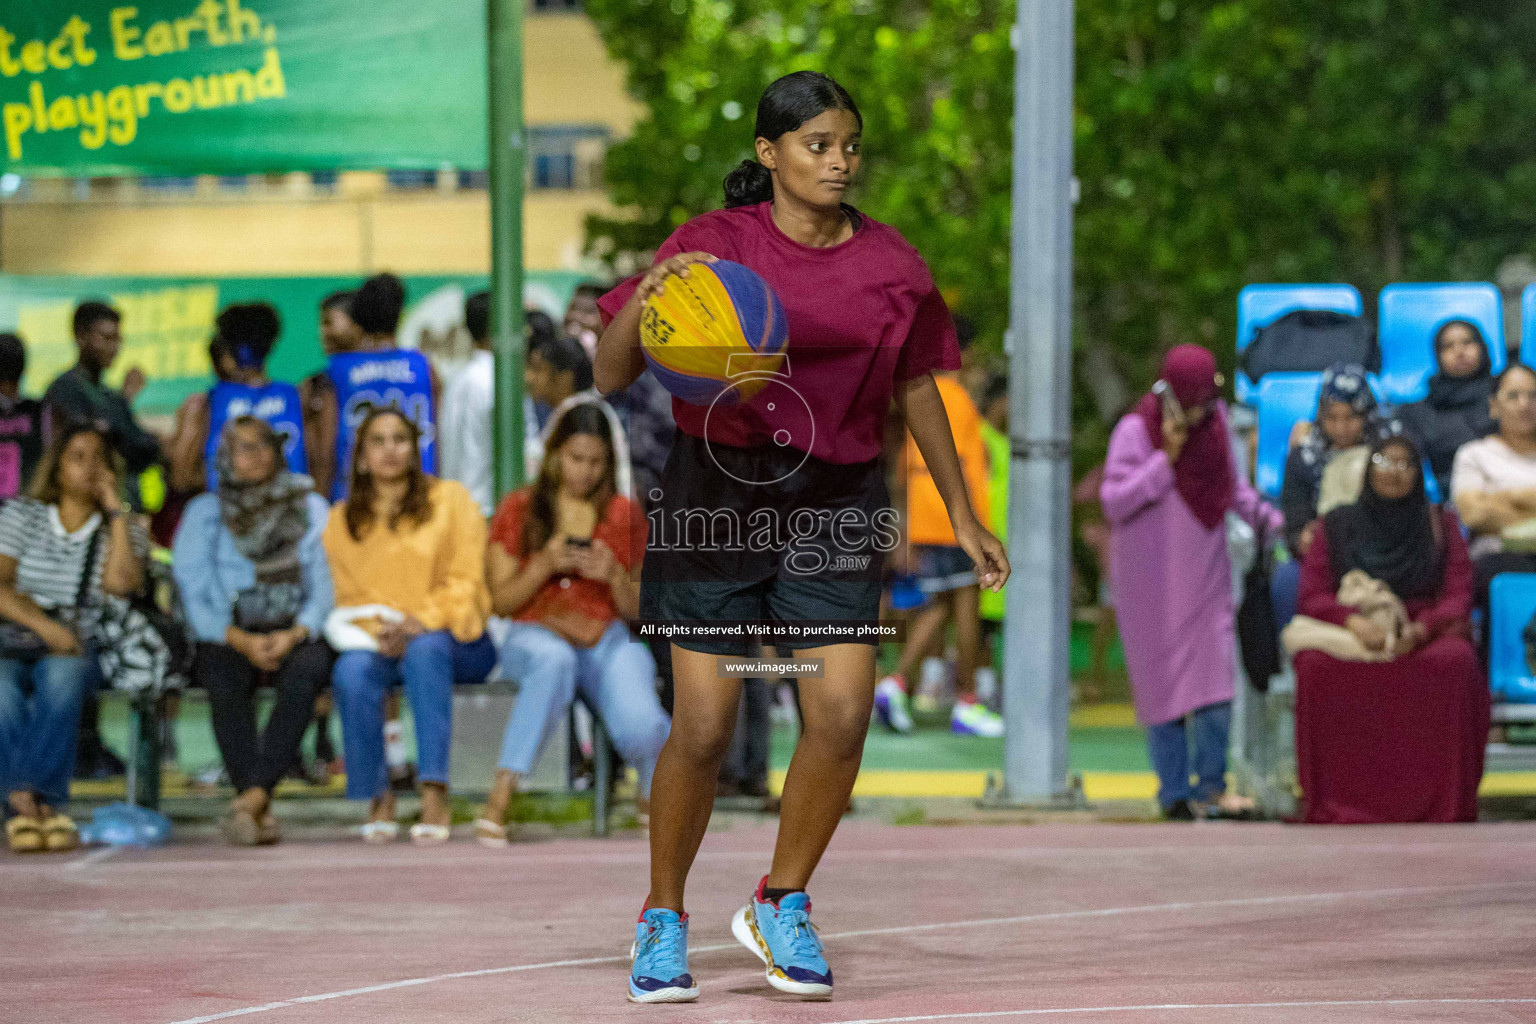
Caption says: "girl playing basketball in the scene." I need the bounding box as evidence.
[595,70,1009,1003]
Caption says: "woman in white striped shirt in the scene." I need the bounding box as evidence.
[0,423,146,853]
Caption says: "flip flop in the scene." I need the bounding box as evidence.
[473,818,509,848]
[6,816,44,854]
[409,822,451,846]
[361,820,400,844]
[221,808,262,847]
[41,814,80,853]
[1196,797,1260,822]
[257,813,281,846]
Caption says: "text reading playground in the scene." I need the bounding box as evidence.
[2,1,282,161]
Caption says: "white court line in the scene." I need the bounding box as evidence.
[160,880,1536,1024]
[18,836,1536,877]
[62,846,118,871]
[815,998,1536,1023]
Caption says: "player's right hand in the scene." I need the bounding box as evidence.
[637,252,717,304]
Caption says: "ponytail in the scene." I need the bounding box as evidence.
[720,71,862,209]
[724,159,774,208]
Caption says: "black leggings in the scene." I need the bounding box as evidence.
[196,640,333,794]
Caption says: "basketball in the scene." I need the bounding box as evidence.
[639,259,789,406]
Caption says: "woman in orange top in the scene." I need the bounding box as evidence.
[322,408,494,844]
[473,403,668,846]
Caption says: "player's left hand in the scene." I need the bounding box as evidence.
[954,513,1010,593]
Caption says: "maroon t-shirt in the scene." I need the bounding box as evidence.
[598,202,959,465]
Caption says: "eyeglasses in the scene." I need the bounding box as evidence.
[1370,453,1413,472]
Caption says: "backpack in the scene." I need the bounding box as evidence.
[1243,310,1379,383]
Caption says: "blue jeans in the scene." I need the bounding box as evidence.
[0,655,95,808]
[1145,700,1232,810]
[1270,559,1301,633]
[496,620,670,797]
[332,631,496,801]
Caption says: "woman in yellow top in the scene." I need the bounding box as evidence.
[322,407,494,844]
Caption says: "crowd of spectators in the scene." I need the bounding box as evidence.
[1104,318,1518,825]
[0,271,1014,854]
[18,272,1499,850]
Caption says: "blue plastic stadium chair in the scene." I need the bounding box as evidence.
[1489,573,1536,703]
[1377,282,1505,405]
[1521,282,1536,371]
[1254,373,1323,499]
[1235,284,1362,404]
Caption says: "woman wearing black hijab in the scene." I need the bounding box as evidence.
[1292,434,1488,824]
[1398,319,1496,497]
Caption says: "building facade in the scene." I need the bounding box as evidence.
[0,6,639,277]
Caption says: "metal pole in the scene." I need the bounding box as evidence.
[489,0,526,497]
[992,0,1077,806]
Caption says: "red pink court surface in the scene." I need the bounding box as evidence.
[8,820,1536,1024]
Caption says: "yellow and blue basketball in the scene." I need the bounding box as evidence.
[639,260,789,406]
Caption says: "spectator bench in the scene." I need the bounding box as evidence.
[117,680,619,835]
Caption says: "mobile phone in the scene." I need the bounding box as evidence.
[1151,380,1185,426]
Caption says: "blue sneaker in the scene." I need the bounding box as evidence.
[628,906,699,1003]
[731,877,832,999]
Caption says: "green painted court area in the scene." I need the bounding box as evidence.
[772,717,1151,774]
[92,692,1152,798]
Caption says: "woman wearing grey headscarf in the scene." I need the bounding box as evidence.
[171,417,335,845]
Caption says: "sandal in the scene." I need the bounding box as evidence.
[221,807,262,847]
[409,822,451,845]
[1196,794,1260,821]
[6,816,44,854]
[257,813,281,846]
[41,814,80,853]
[361,820,400,844]
[473,818,509,848]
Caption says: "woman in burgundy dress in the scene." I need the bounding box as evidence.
[1294,434,1489,823]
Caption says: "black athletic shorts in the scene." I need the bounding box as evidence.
[639,432,891,655]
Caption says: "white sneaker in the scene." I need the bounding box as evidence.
[873,676,914,734]
[951,700,1004,738]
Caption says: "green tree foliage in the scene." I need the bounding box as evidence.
[584,0,1013,345]
[584,0,1536,442]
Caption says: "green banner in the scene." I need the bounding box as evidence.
[0,0,486,174]
[0,270,587,413]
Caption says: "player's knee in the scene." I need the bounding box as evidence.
[666,717,734,765]
[801,704,869,762]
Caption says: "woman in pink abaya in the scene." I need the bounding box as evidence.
[1102,345,1281,820]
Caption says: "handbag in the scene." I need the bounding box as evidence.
[232,582,305,634]
[1280,570,1410,663]
[1236,543,1280,692]
[1243,310,1379,382]
[92,596,189,695]
[324,605,404,652]
[0,524,102,661]
[1501,516,1536,554]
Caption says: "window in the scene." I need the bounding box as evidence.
[138,175,197,193]
[385,170,438,190]
[528,124,608,191]
[534,153,575,189]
